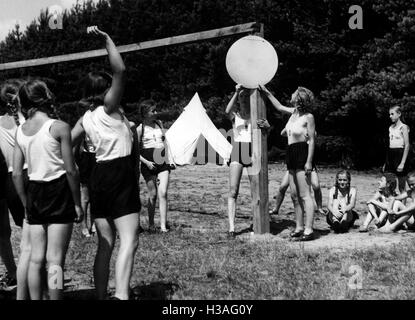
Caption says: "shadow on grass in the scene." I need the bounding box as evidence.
[0,289,15,300]
[131,281,180,300]
[269,219,296,235]
[65,288,96,300]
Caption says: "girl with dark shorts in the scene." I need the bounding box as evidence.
[137,99,172,233]
[0,79,31,298]
[260,85,317,241]
[224,84,270,238]
[71,26,140,300]
[14,80,83,300]
[383,105,410,193]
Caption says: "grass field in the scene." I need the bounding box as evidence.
[1,163,415,300]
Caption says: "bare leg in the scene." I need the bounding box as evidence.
[310,171,324,212]
[157,170,170,232]
[80,184,91,235]
[93,218,115,300]
[46,223,73,300]
[380,201,411,232]
[295,171,315,235]
[27,225,47,300]
[271,171,289,214]
[288,172,303,233]
[113,213,139,300]
[16,220,31,300]
[0,200,17,280]
[227,162,243,233]
[145,176,158,229]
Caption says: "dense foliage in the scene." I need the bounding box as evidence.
[0,0,413,169]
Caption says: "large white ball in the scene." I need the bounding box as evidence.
[226,35,278,89]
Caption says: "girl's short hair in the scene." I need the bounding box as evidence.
[18,80,58,119]
[139,99,156,119]
[294,86,315,113]
[79,71,112,110]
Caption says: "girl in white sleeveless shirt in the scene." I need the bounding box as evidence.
[71,26,140,300]
[224,84,270,238]
[0,79,31,298]
[383,105,410,193]
[137,99,172,233]
[13,80,83,300]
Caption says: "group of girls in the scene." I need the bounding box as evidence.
[225,84,413,239]
[0,26,148,300]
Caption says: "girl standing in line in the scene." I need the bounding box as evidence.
[260,85,317,241]
[71,26,140,300]
[137,100,172,233]
[13,80,83,300]
[383,106,410,193]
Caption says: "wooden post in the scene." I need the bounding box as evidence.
[249,24,269,234]
[0,22,260,71]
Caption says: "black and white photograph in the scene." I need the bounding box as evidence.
[0,0,414,308]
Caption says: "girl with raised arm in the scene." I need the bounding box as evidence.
[225,84,270,238]
[260,85,316,241]
[71,26,140,300]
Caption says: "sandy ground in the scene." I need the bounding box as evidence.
[163,162,415,251]
[2,162,415,299]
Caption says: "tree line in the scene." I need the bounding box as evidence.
[0,0,414,169]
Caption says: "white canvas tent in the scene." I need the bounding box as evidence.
[165,93,232,166]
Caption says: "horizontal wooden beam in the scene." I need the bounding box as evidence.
[0,22,260,71]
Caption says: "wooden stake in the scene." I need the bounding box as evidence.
[249,24,269,234]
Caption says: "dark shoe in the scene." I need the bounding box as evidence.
[290,230,304,238]
[227,231,236,239]
[359,226,368,233]
[299,232,315,241]
[248,224,253,231]
[138,226,145,234]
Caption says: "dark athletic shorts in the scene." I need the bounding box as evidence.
[90,156,141,220]
[385,148,408,177]
[228,141,252,167]
[286,141,315,171]
[141,148,172,181]
[78,151,96,185]
[26,174,76,225]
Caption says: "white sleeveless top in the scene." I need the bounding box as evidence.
[389,123,407,149]
[285,113,309,145]
[141,122,164,149]
[0,115,27,172]
[82,106,132,162]
[233,113,251,143]
[16,119,66,182]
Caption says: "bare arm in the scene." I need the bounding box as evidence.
[327,187,335,214]
[71,116,85,148]
[225,84,243,120]
[87,26,126,115]
[393,201,415,217]
[258,85,294,115]
[305,114,316,171]
[398,125,410,171]
[12,140,27,216]
[53,121,83,222]
[344,188,357,212]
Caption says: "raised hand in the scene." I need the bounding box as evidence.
[86,25,109,39]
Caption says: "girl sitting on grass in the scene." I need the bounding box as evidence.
[378,171,415,233]
[326,170,359,233]
[359,173,399,232]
